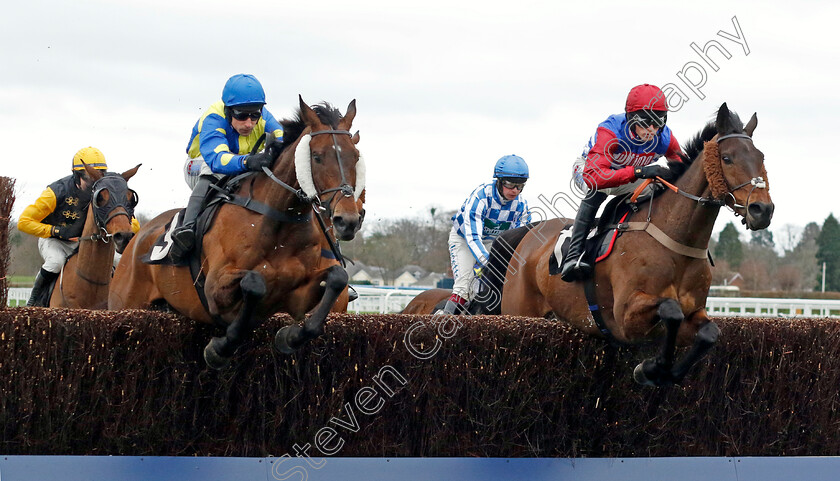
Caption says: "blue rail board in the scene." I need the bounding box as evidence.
[2,456,839,481]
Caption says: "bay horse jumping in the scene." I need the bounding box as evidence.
[50,162,140,308]
[488,103,773,386]
[109,97,365,369]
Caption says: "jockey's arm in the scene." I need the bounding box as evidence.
[664,132,683,162]
[463,198,491,266]
[262,108,285,144]
[582,128,636,190]
[17,187,57,238]
[198,115,249,176]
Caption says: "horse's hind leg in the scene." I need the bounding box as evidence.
[633,298,684,387]
[204,271,266,369]
[670,320,720,384]
[275,265,347,354]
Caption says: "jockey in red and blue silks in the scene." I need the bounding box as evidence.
[559,84,684,282]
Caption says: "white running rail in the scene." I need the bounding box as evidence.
[8,286,840,318]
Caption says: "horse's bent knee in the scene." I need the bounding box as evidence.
[324,266,348,292]
[240,271,267,299]
[658,298,685,323]
[697,321,720,346]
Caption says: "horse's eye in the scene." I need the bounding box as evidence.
[722,156,733,165]
[313,154,323,164]
[96,191,107,207]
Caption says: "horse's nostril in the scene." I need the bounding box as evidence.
[748,202,773,221]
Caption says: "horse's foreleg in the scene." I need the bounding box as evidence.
[275,265,347,354]
[670,320,720,384]
[203,270,266,369]
[633,298,684,387]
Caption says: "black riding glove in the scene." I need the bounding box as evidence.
[634,164,674,181]
[243,151,273,172]
[51,224,77,241]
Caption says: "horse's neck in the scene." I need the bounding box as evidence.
[651,153,720,249]
[250,151,314,244]
[75,206,114,277]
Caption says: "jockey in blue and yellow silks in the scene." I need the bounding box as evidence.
[17,147,141,306]
[443,155,531,315]
[170,73,285,263]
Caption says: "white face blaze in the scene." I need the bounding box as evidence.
[293,133,366,201]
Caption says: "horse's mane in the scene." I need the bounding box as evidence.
[671,108,745,179]
[279,102,344,149]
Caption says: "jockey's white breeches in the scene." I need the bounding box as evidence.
[448,227,493,301]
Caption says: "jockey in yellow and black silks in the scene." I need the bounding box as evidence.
[17,147,141,306]
[169,73,285,263]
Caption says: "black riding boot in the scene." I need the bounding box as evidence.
[170,175,213,262]
[559,192,606,282]
[26,268,59,307]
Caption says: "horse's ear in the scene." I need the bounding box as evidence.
[715,102,731,134]
[82,161,104,181]
[121,163,141,181]
[338,99,357,130]
[351,130,360,145]
[744,113,758,137]
[299,95,320,128]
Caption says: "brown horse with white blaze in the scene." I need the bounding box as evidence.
[489,103,773,386]
[50,163,140,308]
[109,97,365,368]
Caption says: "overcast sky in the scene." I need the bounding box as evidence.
[2,0,837,250]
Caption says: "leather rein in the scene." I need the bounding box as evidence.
[258,128,356,267]
[623,132,767,259]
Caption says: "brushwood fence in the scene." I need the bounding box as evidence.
[2,307,840,457]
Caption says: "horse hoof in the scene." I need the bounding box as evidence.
[204,339,230,370]
[275,325,303,355]
[633,362,658,387]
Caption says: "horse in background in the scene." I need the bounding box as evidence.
[110,97,365,369]
[50,162,140,308]
[486,103,773,386]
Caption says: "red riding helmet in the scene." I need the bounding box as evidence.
[625,84,667,113]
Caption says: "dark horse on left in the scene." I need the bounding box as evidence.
[109,97,365,369]
[49,162,140,309]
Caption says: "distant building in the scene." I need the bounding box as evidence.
[346,262,386,286]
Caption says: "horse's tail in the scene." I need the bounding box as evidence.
[477,221,544,315]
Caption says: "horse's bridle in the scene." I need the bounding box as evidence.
[260,128,358,266]
[714,133,767,214]
[78,175,138,243]
[646,132,766,214]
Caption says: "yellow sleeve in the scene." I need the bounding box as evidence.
[17,187,58,238]
[131,217,141,234]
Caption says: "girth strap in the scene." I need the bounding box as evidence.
[583,276,617,344]
[617,221,708,259]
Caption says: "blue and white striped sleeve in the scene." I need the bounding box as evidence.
[515,200,531,228]
[462,193,490,265]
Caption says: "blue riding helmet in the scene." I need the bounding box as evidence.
[493,155,529,180]
[222,74,266,108]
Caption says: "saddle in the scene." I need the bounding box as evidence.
[548,185,664,275]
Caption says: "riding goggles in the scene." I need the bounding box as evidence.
[629,110,667,129]
[231,109,262,121]
[500,179,526,191]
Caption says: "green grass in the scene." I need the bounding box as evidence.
[8,275,35,287]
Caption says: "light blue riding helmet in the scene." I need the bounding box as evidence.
[493,154,529,180]
[221,74,266,108]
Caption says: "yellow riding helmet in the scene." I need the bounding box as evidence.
[72,147,108,171]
